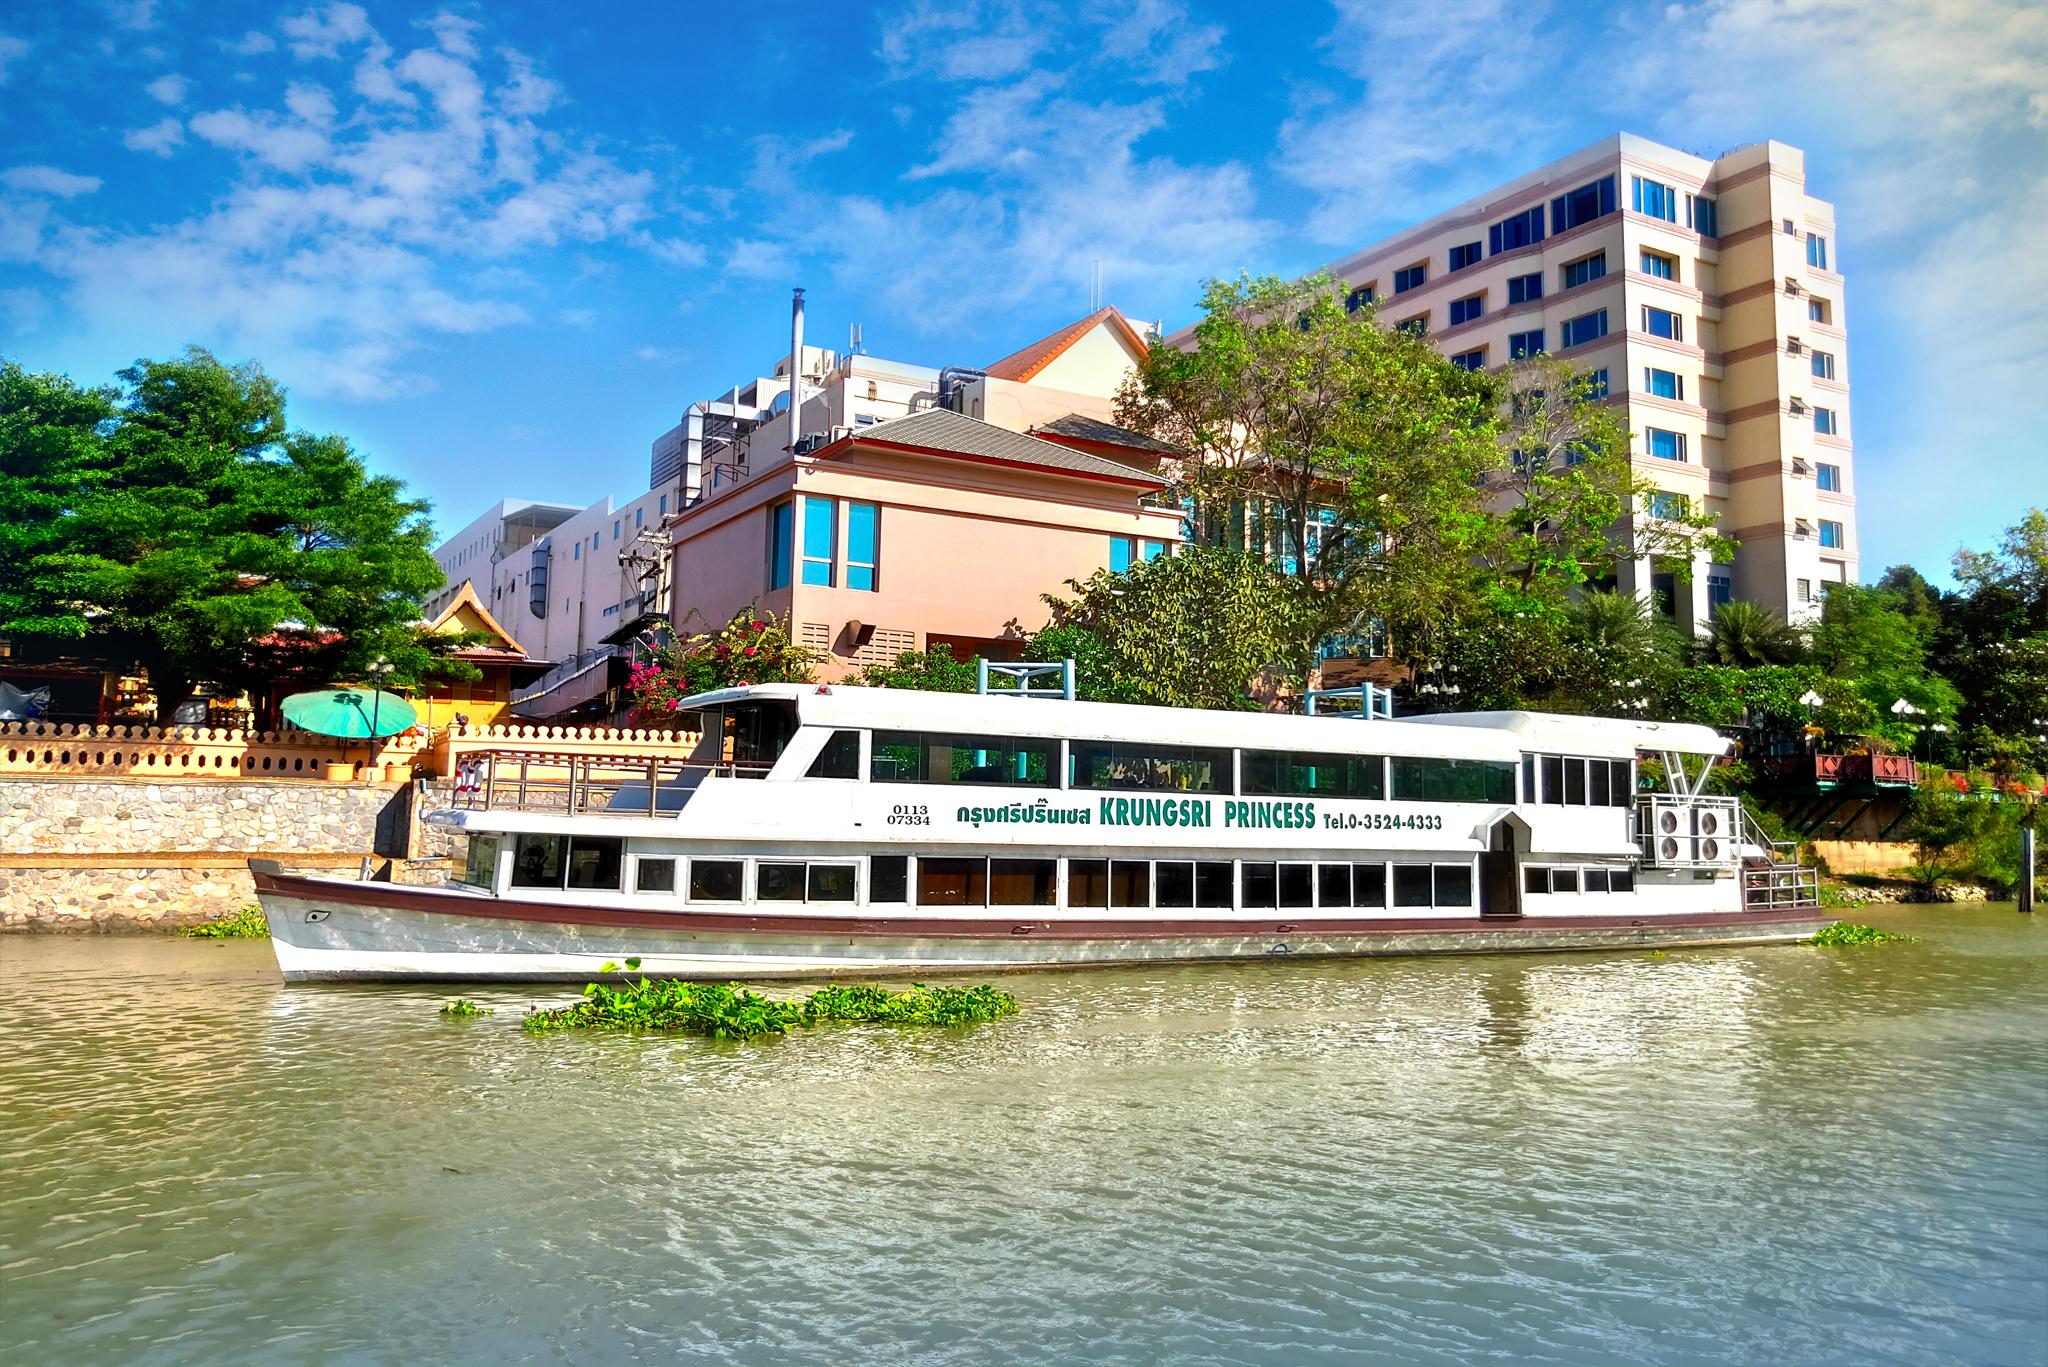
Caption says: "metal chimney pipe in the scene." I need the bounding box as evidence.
[788,287,806,444]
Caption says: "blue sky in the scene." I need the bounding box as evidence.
[2,0,2043,582]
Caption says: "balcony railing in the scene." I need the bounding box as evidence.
[1743,864,1821,909]
[1753,753,1918,789]
[451,749,770,817]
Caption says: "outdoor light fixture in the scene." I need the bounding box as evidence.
[1799,690,1824,709]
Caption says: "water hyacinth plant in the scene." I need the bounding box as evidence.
[439,998,492,1017]
[1809,921,1918,946]
[181,904,270,938]
[522,960,1019,1041]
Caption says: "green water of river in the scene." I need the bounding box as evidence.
[2,904,2044,1366]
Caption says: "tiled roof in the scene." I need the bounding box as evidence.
[838,408,1165,487]
[982,306,1151,383]
[1031,412,1181,456]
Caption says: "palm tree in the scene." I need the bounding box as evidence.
[1705,600,1805,667]
[1569,589,1656,657]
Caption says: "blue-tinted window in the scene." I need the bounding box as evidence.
[1811,350,1836,380]
[1560,309,1608,349]
[1808,297,1831,324]
[659,494,668,515]
[1642,306,1682,341]
[846,501,879,591]
[1450,349,1486,372]
[573,543,581,561]
[1395,314,1428,337]
[768,501,793,590]
[1639,250,1676,279]
[1449,241,1482,271]
[1345,284,1376,312]
[1648,491,1690,520]
[1646,428,1687,461]
[1806,234,1829,269]
[1817,462,1842,492]
[1110,536,1134,573]
[1508,329,1545,359]
[1551,175,1616,232]
[1814,407,1839,436]
[1690,196,1718,238]
[1645,367,1682,400]
[1562,253,1606,289]
[1394,264,1427,293]
[1449,294,1483,326]
[1489,205,1546,255]
[1631,176,1677,222]
[1585,368,1610,399]
[800,495,836,586]
[1708,572,1733,609]
[1507,272,1543,305]
[1820,519,1844,549]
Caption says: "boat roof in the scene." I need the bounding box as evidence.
[1399,710,1731,758]
[679,685,1529,761]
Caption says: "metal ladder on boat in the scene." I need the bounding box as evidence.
[1739,805,1821,909]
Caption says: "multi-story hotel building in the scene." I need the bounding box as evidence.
[1307,132,1856,628]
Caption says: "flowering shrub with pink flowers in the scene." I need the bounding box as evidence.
[630,607,817,725]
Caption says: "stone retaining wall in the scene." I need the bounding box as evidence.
[0,776,426,931]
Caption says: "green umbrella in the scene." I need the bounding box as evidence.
[281,687,418,739]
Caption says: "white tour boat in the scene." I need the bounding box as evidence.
[252,681,1826,981]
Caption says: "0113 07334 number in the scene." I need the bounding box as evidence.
[887,804,931,826]
[1323,811,1442,832]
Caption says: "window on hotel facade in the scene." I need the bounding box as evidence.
[1585,368,1610,400]
[1806,234,1829,269]
[1645,367,1684,401]
[1506,273,1542,306]
[1817,461,1843,493]
[1798,578,1813,604]
[1490,205,1546,255]
[1647,427,1687,461]
[1639,249,1677,280]
[1820,519,1845,549]
[1642,306,1683,341]
[1708,572,1733,610]
[1110,536,1168,574]
[573,542,581,561]
[1560,309,1608,349]
[1648,490,1691,520]
[1687,194,1718,237]
[1562,253,1607,289]
[846,501,879,590]
[1631,176,1678,221]
[1394,263,1427,293]
[767,501,793,590]
[1808,297,1832,324]
[659,494,668,515]
[1449,241,1482,271]
[1242,750,1386,800]
[1814,407,1839,436]
[1070,741,1230,793]
[871,732,1057,786]
[1449,294,1483,326]
[1508,329,1545,359]
[1551,174,1617,232]
[1395,314,1428,337]
[801,495,836,586]
[1451,349,1487,372]
[1812,351,1837,380]
[1346,284,1377,312]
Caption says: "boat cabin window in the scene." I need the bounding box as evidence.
[510,835,621,891]
[461,834,500,889]
[1242,750,1386,800]
[1526,755,1635,807]
[917,856,987,906]
[1389,757,1517,804]
[693,701,798,771]
[757,860,857,902]
[871,732,1056,786]
[635,858,676,893]
[689,859,744,901]
[1527,865,1626,894]
[1070,741,1231,793]
[806,729,861,779]
[989,859,1056,906]
[870,855,908,903]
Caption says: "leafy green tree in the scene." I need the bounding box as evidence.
[848,647,980,693]
[1703,600,1805,668]
[1,350,450,721]
[1037,547,1319,710]
[1938,509,2048,765]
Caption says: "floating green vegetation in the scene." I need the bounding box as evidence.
[439,998,492,1018]
[181,904,270,939]
[1809,921,1918,947]
[522,959,1019,1041]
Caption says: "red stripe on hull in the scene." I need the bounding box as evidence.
[253,871,1818,941]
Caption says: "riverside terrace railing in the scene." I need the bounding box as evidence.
[0,720,424,780]
[450,749,771,817]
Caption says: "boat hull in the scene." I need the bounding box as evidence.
[255,872,1830,983]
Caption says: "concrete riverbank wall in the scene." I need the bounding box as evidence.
[0,777,452,930]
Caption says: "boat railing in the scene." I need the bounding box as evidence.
[450,749,771,816]
[1742,864,1821,909]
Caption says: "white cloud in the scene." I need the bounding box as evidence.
[0,286,49,334]
[880,1,1051,81]
[225,31,277,56]
[281,3,372,61]
[189,108,332,171]
[145,72,188,105]
[0,33,28,86]
[726,238,793,281]
[634,345,690,364]
[108,0,158,31]
[122,118,186,156]
[3,166,103,197]
[285,81,337,125]
[1094,0,1226,86]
